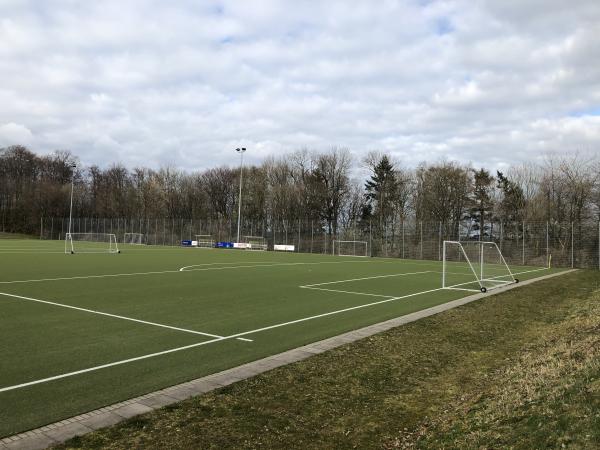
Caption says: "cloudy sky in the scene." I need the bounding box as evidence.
[0,0,599,171]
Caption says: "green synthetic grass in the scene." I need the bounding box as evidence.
[57,270,599,450]
[0,239,562,437]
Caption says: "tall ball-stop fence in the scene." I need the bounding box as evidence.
[40,217,600,270]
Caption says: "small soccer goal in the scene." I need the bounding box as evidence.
[195,235,215,249]
[442,240,517,293]
[123,232,145,245]
[65,233,120,254]
[244,236,267,251]
[332,240,368,257]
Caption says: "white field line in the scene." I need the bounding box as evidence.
[178,260,380,272]
[0,285,445,394]
[445,266,550,281]
[300,270,433,287]
[301,286,395,298]
[0,266,554,393]
[0,291,253,342]
[0,251,67,254]
[442,267,551,290]
[0,259,392,285]
[0,337,225,394]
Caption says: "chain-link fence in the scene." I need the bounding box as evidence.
[41,217,600,270]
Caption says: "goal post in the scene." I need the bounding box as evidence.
[123,232,145,245]
[442,240,517,293]
[195,235,215,249]
[65,233,120,254]
[244,236,267,251]
[333,240,368,257]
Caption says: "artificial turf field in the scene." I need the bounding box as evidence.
[0,239,563,437]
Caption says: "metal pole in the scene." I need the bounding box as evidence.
[310,220,314,253]
[401,220,405,259]
[420,221,423,259]
[442,241,446,288]
[236,147,246,243]
[571,221,574,268]
[298,219,301,253]
[438,221,442,261]
[522,221,525,265]
[369,219,372,257]
[68,165,76,237]
[546,221,549,268]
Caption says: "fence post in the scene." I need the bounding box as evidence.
[571,221,574,268]
[546,221,549,268]
[40,217,43,239]
[310,220,314,253]
[369,219,372,257]
[297,219,301,253]
[401,220,405,259]
[438,221,442,260]
[420,221,423,260]
[522,221,525,265]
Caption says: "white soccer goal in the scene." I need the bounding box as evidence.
[65,233,120,254]
[244,236,267,251]
[123,232,145,245]
[195,235,214,249]
[333,240,368,257]
[442,240,517,293]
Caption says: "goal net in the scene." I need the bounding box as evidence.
[195,235,214,249]
[65,233,120,254]
[442,241,517,293]
[333,240,368,257]
[123,232,145,245]
[244,236,267,251]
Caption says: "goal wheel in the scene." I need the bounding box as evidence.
[480,287,487,293]
[118,250,121,254]
[70,251,74,254]
[514,278,519,283]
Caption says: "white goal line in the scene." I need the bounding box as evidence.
[0,283,445,394]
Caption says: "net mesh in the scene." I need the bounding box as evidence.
[65,233,119,254]
[334,240,368,257]
[443,241,515,292]
[195,235,214,248]
[123,233,145,245]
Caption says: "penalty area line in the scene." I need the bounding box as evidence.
[0,285,444,393]
[0,291,252,343]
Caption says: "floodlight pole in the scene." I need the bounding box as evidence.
[68,163,76,237]
[236,147,247,243]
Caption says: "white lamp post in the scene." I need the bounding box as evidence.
[236,147,246,243]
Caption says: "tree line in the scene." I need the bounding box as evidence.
[1,145,598,238]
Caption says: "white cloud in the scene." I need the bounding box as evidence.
[0,122,33,146]
[0,0,598,171]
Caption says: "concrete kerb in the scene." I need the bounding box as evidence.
[1,269,575,450]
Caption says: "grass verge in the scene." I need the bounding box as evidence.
[57,270,599,449]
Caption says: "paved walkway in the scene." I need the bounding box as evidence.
[0,270,575,450]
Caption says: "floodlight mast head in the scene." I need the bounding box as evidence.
[236,147,247,243]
